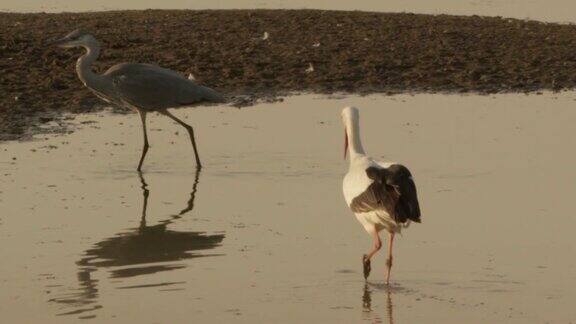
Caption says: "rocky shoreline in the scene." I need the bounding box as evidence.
[2,9,576,140]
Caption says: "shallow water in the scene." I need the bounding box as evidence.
[2,0,576,23]
[1,93,576,323]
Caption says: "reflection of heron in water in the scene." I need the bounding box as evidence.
[78,170,225,277]
[49,169,224,317]
[362,284,395,324]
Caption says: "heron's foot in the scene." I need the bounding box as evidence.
[363,254,371,280]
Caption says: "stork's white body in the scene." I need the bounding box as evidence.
[343,158,400,234]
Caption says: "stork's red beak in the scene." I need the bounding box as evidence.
[344,130,348,160]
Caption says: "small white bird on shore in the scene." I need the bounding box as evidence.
[341,106,421,284]
[305,63,314,73]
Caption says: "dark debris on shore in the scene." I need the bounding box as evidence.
[2,9,576,140]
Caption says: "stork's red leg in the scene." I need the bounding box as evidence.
[385,232,395,285]
[363,230,382,280]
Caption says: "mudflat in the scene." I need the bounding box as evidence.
[2,9,576,139]
[1,94,575,322]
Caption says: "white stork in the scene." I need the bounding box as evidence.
[341,106,421,284]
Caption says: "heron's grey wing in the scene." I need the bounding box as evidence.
[105,63,224,110]
[350,167,399,216]
[383,164,421,223]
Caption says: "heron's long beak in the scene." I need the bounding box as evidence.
[344,129,348,160]
[47,37,67,47]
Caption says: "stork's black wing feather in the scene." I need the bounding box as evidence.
[349,173,398,216]
[350,165,421,224]
[383,164,421,223]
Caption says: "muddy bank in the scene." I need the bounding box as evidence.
[2,9,576,140]
[2,94,576,322]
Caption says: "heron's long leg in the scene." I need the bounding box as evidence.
[385,232,395,285]
[137,110,150,172]
[138,172,150,228]
[160,110,202,168]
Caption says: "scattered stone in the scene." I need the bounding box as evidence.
[2,10,576,140]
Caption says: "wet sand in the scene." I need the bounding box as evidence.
[1,94,575,322]
[3,9,576,140]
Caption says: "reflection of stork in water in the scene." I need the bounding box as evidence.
[362,284,395,324]
[49,169,224,317]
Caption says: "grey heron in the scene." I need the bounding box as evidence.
[51,29,225,171]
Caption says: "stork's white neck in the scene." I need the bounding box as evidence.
[344,110,366,161]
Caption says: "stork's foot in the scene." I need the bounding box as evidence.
[363,254,371,280]
[385,256,393,285]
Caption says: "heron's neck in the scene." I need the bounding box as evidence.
[345,115,366,162]
[76,41,103,88]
